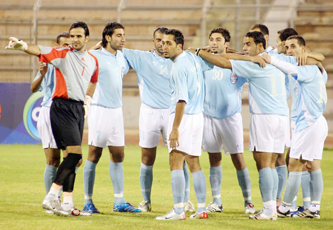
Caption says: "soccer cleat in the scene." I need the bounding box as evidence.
[249,212,277,220]
[277,209,299,218]
[184,200,196,213]
[138,200,152,212]
[298,209,320,219]
[55,207,92,217]
[245,203,256,214]
[42,198,61,211]
[206,202,223,213]
[156,209,186,220]
[190,211,209,219]
[113,202,142,213]
[45,209,54,215]
[83,203,100,214]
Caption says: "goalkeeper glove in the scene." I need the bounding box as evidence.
[5,37,28,51]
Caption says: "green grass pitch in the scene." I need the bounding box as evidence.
[0,145,332,230]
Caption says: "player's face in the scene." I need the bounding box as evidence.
[209,33,228,54]
[70,27,89,52]
[276,35,285,54]
[153,31,165,55]
[162,34,181,60]
[243,37,259,56]
[285,39,304,56]
[57,37,71,47]
[109,28,125,51]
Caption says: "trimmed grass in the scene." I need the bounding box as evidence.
[0,145,332,230]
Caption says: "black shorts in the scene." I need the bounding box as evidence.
[50,98,84,150]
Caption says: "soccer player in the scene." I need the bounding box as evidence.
[262,36,328,219]
[30,32,74,214]
[122,27,194,212]
[193,31,290,220]
[82,22,141,213]
[202,28,255,214]
[6,21,99,216]
[156,29,212,220]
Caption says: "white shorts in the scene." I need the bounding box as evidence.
[290,119,296,140]
[249,114,287,154]
[202,113,244,154]
[37,106,58,149]
[139,103,169,148]
[290,116,328,161]
[88,105,124,148]
[167,113,203,156]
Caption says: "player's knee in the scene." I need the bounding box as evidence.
[63,153,82,169]
[111,152,124,163]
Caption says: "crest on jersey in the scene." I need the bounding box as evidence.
[230,74,238,84]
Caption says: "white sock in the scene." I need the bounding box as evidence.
[46,187,60,200]
[62,196,74,210]
[309,203,320,212]
[279,203,291,213]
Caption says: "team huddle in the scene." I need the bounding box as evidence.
[5,20,327,221]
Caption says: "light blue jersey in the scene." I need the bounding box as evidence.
[266,46,278,55]
[89,48,129,108]
[32,64,55,107]
[203,66,247,119]
[123,48,172,109]
[291,65,327,131]
[230,60,288,116]
[170,51,213,115]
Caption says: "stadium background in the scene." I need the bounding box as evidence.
[0,0,332,146]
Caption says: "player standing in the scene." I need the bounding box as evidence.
[82,22,141,214]
[6,21,99,216]
[202,28,255,214]
[156,29,212,220]
[122,27,194,212]
[263,36,327,219]
[30,32,83,214]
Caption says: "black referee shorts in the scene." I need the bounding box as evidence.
[50,98,84,150]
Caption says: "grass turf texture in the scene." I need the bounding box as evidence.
[0,145,332,230]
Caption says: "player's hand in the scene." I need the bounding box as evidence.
[84,95,92,118]
[169,128,179,150]
[297,53,308,66]
[251,55,266,68]
[260,54,271,65]
[5,37,28,51]
[89,41,102,50]
[39,62,48,77]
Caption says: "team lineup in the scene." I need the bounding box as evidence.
[5,20,328,221]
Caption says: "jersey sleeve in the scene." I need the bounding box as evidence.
[32,71,43,92]
[38,46,70,68]
[90,55,99,83]
[122,48,144,71]
[296,65,317,82]
[230,60,257,79]
[173,66,189,103]
[196,55,214,72]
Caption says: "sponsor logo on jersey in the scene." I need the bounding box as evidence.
[230,74,238,84]
[23,92,43,140]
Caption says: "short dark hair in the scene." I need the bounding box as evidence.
[165,29,184,49]
[102,22,125,48]
[278,28,298,42]
[287,35,306,47]
[250,23,269,35]
[209,27,231,42]
[56,32,70,44]
[153,27,168,37]
[245,31,266,49]
[69,21,89,37]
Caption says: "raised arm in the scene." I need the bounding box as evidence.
[221,53,266,68]
[5,37,41,56]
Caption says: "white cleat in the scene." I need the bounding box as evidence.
[45,209,54,215]
[156,209,186,220]
[190,211,209,219]
[206,202,223,213]
[249,212,277,220]
[245,203,256,214]
[42,198,61,211]
[184,200,196,213]
[138,200,152,212]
